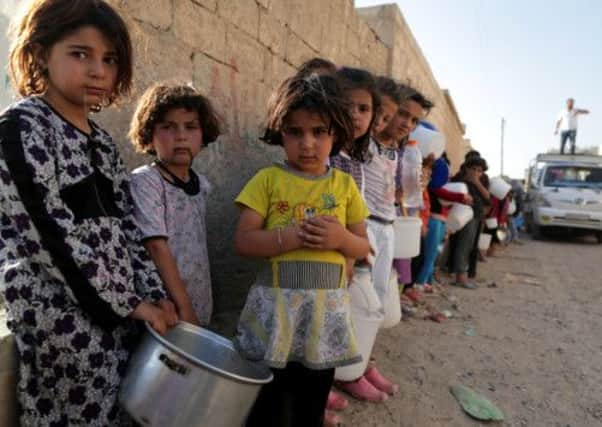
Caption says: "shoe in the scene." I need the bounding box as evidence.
[450,281,478,290]
[326,389,349,411]
[336,376,388,402]
[423,284,434,294]
[403,287,423,302]
[364,366,399,395]
[323,410,342,427]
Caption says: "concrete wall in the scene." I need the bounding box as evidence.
[1,11,13,110]
[1,1,468,334]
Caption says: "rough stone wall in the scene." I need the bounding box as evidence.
[0,0,464,334]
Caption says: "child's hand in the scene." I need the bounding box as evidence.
[299,215,346,251]
[131,300,178,336]
[157,299,179,325]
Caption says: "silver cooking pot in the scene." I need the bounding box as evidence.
[119,322,272,427]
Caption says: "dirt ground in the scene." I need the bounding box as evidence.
[344,235,602,427]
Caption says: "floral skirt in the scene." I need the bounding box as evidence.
[233,285,361,369]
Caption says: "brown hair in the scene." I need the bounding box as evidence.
[296,57,337,78]
[261,74,353,157]
[398,84,434,114]
[129,83,221,155]
[8,0,132,104]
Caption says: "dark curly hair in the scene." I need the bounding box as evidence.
[8,0,132,105]
[129,83,221,155]
[261,74,353,157]
[336,67,381,162]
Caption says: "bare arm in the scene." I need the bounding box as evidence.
[143,238,200,325]
[234,207,304,257]
[576,108,590,115]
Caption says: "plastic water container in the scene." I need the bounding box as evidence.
[393,217,422,258]
[334,306,383,381]
[410,124,446,159]
[447,203,474,233]
[489,177,511,199]
[485,217,498,229]
[508,199,517,215]
[439,182,468,206]
[382,271,402,329]
[401,141,423,209]
[478,233,492,250]
[348,268,382,314]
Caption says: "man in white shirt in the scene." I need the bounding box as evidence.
[555,98,590,154]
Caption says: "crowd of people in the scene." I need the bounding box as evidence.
[0,1,523,426]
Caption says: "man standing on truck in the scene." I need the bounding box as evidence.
[555,98,590,154]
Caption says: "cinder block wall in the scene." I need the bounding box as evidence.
[94,0,467,334]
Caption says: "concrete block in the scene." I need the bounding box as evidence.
[265,0,291,25]
[218,0,259,38]
[259,8,287,56]
[288,0,323,52]
[117,0,172,30]
[285,30,318,68]
[226,25,267,81]
[265,54,297,90]
[174,0,226,62]
[191,0,217,12]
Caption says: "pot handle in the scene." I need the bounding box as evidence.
[159,353,190,376]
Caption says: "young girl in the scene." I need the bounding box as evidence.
[128,83,220,326]
[233,74,370,427]
[1,1,177,425]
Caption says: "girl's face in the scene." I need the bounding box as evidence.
[152,108,203,169]
[43,26,119,114]
[281,109,333,176]
[385,99,424,142]
[372,94,397,136]
[347,88,373,140]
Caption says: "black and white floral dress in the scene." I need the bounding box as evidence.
[0,97,167,426]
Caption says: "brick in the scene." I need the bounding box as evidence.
[285,30,318,68]
[117,0,172,30]
[191,0,217,12]
[226,25,267,81]
[218,0,259,38]
[174,0,226,62]
[258,8,287,56]
[288,0,323,52]
[265,0,291,25]
[193,53,235,130]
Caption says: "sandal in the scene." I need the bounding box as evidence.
[426,312,446,323]
[364,366,399,395]
[335,376,388,402]
[326,389,349,411]
[403,287,423,302]
[323,410,343,427]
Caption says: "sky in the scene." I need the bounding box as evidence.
[356,0,602,179]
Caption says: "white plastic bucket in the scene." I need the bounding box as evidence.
[489,177,511,200]
[508,199,517,215]
[393,217,421,258]
[439,182,468,206]
[410,125,446,159]
[447,203,474,233]
[348,268,382,314]
[478,233,492,251]
[485,217,498,229]
[334,307,383,381]
[382,271,402,329]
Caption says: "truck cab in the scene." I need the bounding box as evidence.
[524,153,602,242]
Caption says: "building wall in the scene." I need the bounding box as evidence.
[2,0,468,334]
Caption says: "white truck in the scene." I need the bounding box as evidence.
[524,153,602,242]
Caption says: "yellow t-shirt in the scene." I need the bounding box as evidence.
[235,164,369,287]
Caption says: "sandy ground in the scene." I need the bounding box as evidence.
[343,235,602,427]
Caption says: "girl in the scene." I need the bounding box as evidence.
[330,67,393,405]
[128,83,221,326]
[1,1,177,425]
[233,74,370,427]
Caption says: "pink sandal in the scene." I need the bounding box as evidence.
[326,389,349,411]
[364,366,399,395]
[336,376,388,402]
[323,410,343,427]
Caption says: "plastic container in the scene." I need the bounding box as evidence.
[382,271,402,329]
[489,177,511,199]
[348,268,382,314]
[447,203,474,233]
[401,141,423,209]
[485,217,498,229]
[410,123,446,159]
[439,182,468,206]
[478,233,492,251]
[334,307,383,381]
[393,216,422,258]
[508,199,517,215]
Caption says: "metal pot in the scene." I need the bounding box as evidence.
[119,322,272,427]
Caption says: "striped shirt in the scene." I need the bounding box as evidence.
[363,138,399,221]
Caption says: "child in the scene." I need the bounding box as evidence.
[329,67,390,407]
[233,74,370,427]
[128,83,220,326]
[0,1,177,425]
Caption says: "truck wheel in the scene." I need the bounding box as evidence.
[597,232,602,244]
[531,223,544,240]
